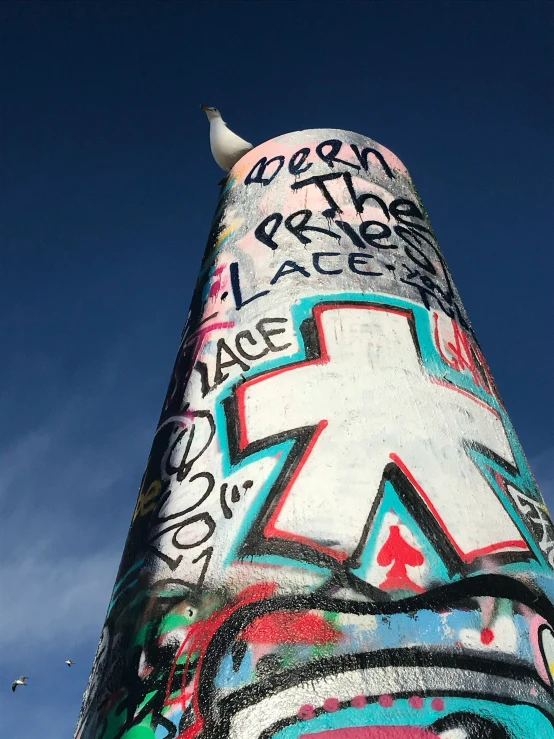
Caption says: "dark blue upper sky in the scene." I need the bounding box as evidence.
[0,1,552,735]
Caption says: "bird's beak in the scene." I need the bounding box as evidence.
[200,104,208,111]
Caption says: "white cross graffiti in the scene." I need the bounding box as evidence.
[235,303,527,564]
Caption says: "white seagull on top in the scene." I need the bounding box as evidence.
[65,659,74,667]
[12,676,29,692]
[201,105,253,173]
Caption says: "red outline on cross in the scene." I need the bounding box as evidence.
[234,302,527,565]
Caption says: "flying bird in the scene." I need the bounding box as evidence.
[65,660,74,667]
[11,676,29,692]
[201,105,253,173]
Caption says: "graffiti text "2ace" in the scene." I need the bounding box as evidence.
[225,303,528,570]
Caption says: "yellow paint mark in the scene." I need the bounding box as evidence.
[216,225,234,248]
[132,480,162,522]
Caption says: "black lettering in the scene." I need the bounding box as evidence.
[220,483,233,519]
[189,474,214,507]
[348,253,383,276]
[148,546,183,571]
[171,512,216,550]
[390,200,435,241]
[284,209,341,245]
[214,338,250,385]
[230,262,270,310]
[312,252,342,275]
[156,472,215,523]
[316,139,360,171]
[394,226,436,274]
[400,264,459,322]
[194,360,216,397]
[342,173,389,218]
[289,148,312,175]
[359,221,395,249]
[192,546,213,589]
[245,156,285,186]
[389,198,424,224]
[255,213,282,250]
[165,415,216,483]
[334,220,367,250]
[257,318,292,352]
[350,144,394,179]
[235,330,270,361]
[270,260,310,285]
[291,172,343,218]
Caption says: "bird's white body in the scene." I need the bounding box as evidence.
[209,118,252,172]
[202,106,253,172]
[66,659,74,667]
[12,676,28,691]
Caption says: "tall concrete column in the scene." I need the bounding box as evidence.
[76,129,554,739]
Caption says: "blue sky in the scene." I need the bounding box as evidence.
[0,1,552,735]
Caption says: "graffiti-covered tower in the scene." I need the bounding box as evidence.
[76,130,554,739]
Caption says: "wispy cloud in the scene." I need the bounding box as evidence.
[0,352,153,659]
[0,549,119,656]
